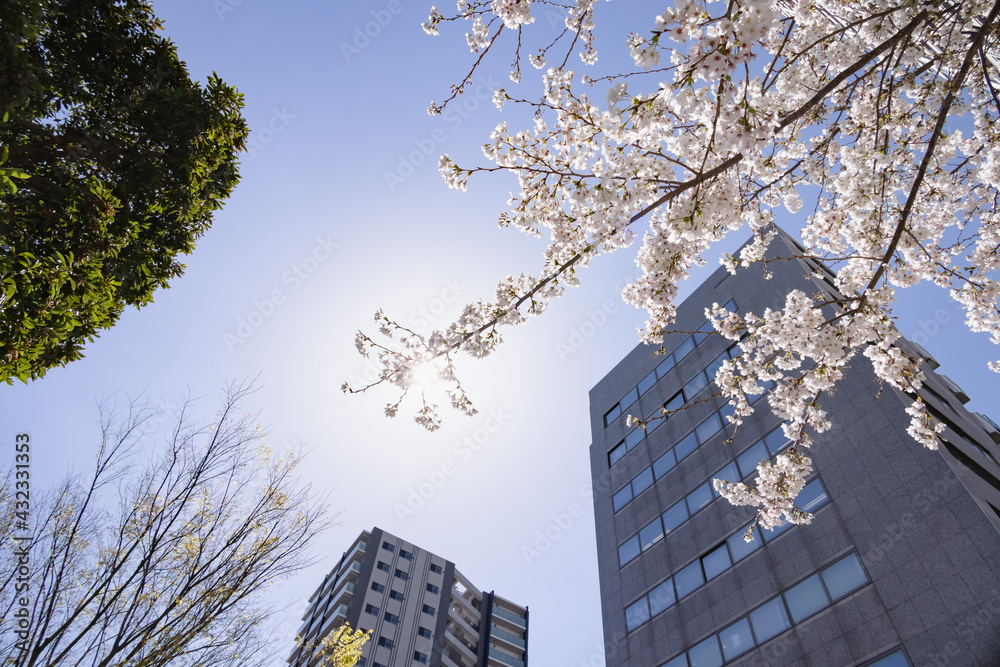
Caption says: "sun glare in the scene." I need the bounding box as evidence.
[410,361,443,389]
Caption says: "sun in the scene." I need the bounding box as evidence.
[409,361,443,389]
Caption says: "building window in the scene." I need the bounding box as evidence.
[400,549,413,560]
[429,564,443,574]
[418,627,432,638]
[371,582,385,593]
[384,612,399,624]
[422,603,435,616]
[865,649,912,666]
[377,637,393,649]
[413,652,428,664]
[389,590,404,601]
[426,583,439,594]
[394,569,408,581]
[382,542,394,553]
[376,561,390,572]
[749,596,790,643]
[720,617,754,661]
[365,604,379,615]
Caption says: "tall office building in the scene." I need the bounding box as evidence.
[288,527,528,667]
[588,231,1000,666]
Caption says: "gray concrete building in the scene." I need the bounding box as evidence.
[588,231,1000,666]
[288,527,527,667]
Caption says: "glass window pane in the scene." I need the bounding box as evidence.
[621,387,639,409]
[613,486,633,512]
[632,467,654,495]
[638,370,657,395]
[718,402,736,424]
[712,462,740,498]
[688,635,723,667]
[609,442,626,466]
[737,440,769,478]
[728,527,762,562]
[673,336,696,361]
[720,617,754,661]
[684,372,709,401]
[868,650,911,667]
[784,574,829,623]
[662,501,689,533]
[705,352,728,382]
[696,412,723,444]
[656,355,676,379]
[653,449,677,479]
[673,560,705,600]
[764,427,791,454]
[664,391,685,414]
[660,654,688,667]
[626,428,644,451]
[728,343,742,359]
[648,579,676,616]
[645,412,662,434]
[640,519,664,551]
[724,299,737,312]
[686,482,713,514]
[821,553,868,600]
[797,477,830,514]
[674,432,699,461]
[625,598,650,632]
[604,404,621,426]
[693,320,712,345]
[762,516,793,542]
[749,596,791,643]
[702,544,732,581]
[619,536,641,567]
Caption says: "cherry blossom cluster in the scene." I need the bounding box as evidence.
[353,0,1000,529]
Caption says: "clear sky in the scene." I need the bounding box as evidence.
[3,2,999,665]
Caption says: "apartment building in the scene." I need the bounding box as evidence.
[288,527,528,667]
[588,231,1000,666]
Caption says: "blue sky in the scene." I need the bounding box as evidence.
[3,2,999,665]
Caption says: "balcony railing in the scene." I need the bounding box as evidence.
[488,647,524,667]
[490,625,525,648]
[491,607,526,626]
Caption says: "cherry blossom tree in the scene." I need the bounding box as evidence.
[347,0,1000,536]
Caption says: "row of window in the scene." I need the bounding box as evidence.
[624,476,831,630]
[381,541,413,560]
[364,604,436,625]
[609,347,774,468]
[603,300,737,428]
[617,425,792,565]
[370,581,440,598]
[613,416,788,516]
[653,552,874,666]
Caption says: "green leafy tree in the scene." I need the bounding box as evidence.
[0,0,249,382]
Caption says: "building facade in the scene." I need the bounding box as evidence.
[588,232,1000,666]
[288,527,528,667]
